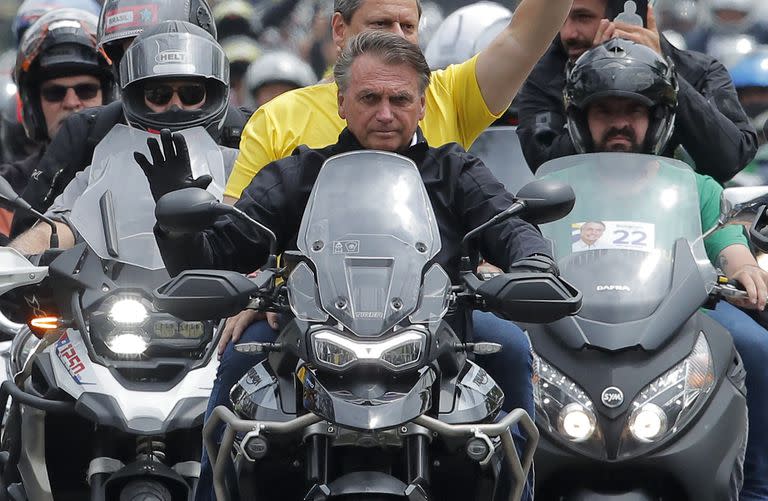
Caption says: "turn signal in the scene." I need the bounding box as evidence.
[29,316,59,336]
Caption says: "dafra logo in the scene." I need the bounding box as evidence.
[596,284,631,292]
[155,51,186,64]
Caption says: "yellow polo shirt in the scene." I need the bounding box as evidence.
[225,54,501,199]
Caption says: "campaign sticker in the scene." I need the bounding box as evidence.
[104,5,158,33]
[571,221,655,253]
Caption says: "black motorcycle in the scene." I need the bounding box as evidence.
[152,150,581,501]
[524,153,755,501]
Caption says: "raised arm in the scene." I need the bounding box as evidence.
[475,0,574,115]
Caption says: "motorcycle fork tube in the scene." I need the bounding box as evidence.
[306,434,329,485]
[89,473,108,501]
[406,435,430,487]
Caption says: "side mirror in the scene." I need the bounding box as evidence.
[516,179,576,225]
[154,269,260,321]
[155,188,230,233]
[476,272,582,323]
[719,186,768,227]
[749,205,768,253]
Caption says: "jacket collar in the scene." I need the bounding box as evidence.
[331,127,430,163]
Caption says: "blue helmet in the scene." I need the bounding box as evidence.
[730,49,768,90]
[12,0,101,46]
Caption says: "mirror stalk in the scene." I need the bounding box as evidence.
[460,201,526,267]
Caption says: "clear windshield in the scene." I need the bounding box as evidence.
[68,125,226,270]
[537,153,711,323]
[295,151,442,337]
[468,126,533,195]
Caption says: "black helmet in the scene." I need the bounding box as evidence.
[97,0,217,66]
[15,8,115,142]
[119,20,229,138]
[564,38,678,154]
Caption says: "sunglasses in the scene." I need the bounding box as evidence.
[40,83,101,103]
[143,83,207,106]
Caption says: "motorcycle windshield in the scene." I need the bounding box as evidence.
[69,124,226,270]
[296,151,442,337]
[537,153,708,323]
[467,126,533,195]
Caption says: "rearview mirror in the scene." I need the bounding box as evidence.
[749,205,768,253]
[516,179,576,225]
[476,272,582,323]
[154,270,259,320]
[155,188,230,233]
[719,186,768,227]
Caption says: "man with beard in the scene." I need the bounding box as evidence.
[516,0,757,184]
[566,38,768,500]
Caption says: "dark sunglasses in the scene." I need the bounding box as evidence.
[40,83,101,103]
[143,83,207,106]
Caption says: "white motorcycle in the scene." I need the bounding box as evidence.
[0,125,224,501]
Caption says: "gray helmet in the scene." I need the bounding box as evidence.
[245,51,316,96]
[97,0,217,66]
[423,1,511,70]
[119,20,229,138]
[417,1,444,50]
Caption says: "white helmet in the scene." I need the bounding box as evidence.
[423,1,512,70]
[710,0,758,34]
[245,50,317,95]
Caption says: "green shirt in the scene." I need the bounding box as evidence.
[697,173,748,265]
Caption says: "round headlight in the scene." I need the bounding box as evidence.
[558,403,597,442]
[108,298,148,325]
[628,403,668,443]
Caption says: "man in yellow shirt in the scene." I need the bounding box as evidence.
[224,0,574,201]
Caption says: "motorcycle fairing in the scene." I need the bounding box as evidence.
[437,360,504,425]
[46,328,217,434]
[296,363,436,431]
[541,239,709,352]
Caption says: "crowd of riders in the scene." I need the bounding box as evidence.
[1,0,768,499]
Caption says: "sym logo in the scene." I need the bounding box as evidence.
[596,284,631,292]
[601,386,624,408]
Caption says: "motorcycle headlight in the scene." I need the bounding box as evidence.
[108,298,148,325]
[311,329,426,370]
[618,332,715,457]
[532,352,605,458]
[89,294,211,358]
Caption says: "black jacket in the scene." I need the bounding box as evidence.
[515,0,758,183]
[0,148,44,195]
[156,128,551,281]
[10,101,251,237]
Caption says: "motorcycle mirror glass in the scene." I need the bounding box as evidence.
[476,272,582,323]
[155,188,231,234]
[153,269,259,321]
[516,179,576,225]
[719,186,768,227]
[749,204,768,253]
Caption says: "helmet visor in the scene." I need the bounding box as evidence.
[119,31,228,88]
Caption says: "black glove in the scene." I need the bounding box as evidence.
[134,129,212,202]
[508,254,559,275]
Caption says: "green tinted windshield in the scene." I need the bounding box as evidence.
[537,153,708,323]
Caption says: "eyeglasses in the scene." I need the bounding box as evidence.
[143,83,207,106]
[40,83,101,103]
